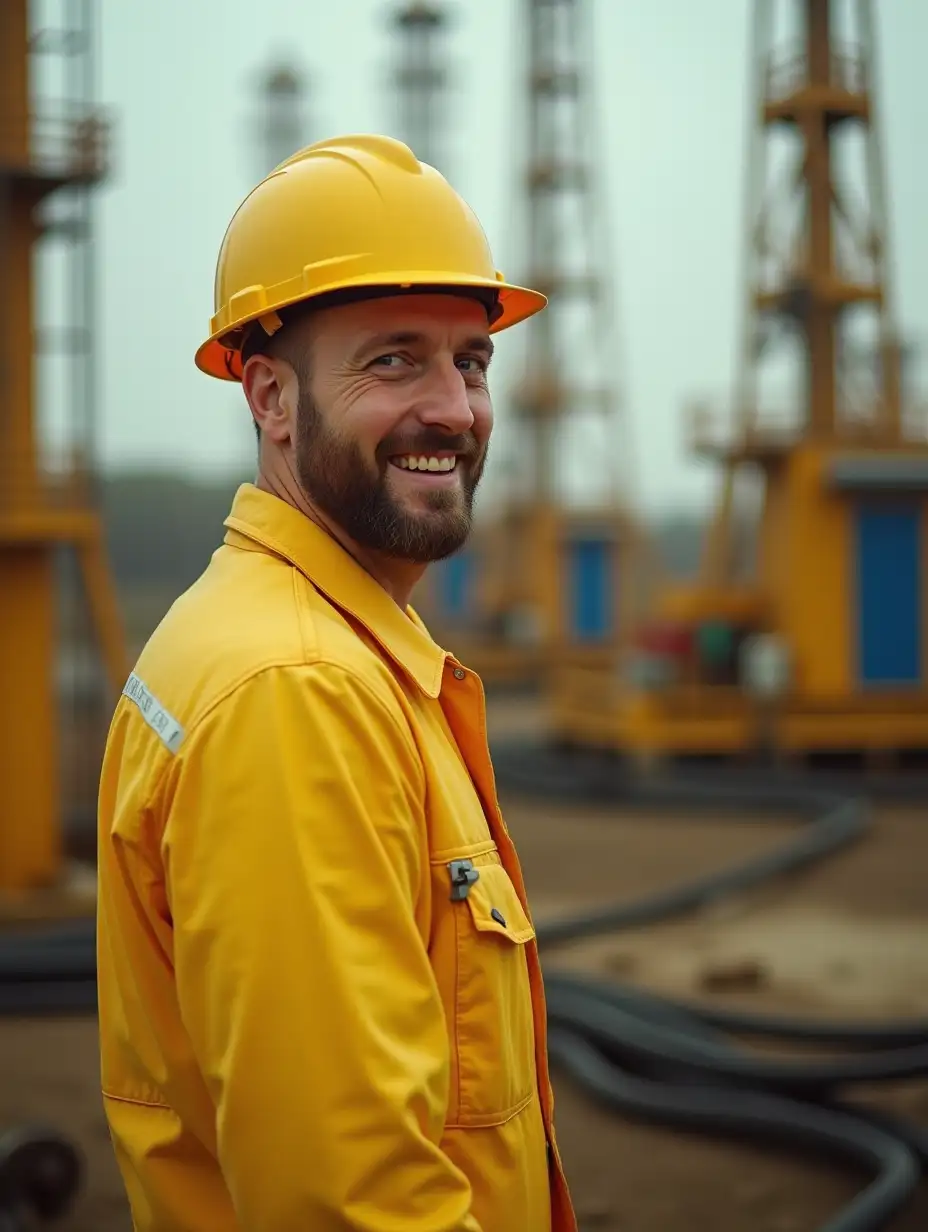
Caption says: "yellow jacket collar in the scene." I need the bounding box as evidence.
[223,483,449,698]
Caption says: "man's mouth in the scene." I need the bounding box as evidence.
[389,453,459,474]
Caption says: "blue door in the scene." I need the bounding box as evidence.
[856,504,922,685]
[437,549,474,622]
[568,538,612,641]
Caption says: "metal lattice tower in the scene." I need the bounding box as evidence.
[478,0,632,646]
[698,0,905,587]
[258,61,310,175]
[510,0,631,512]
[0,0,126,890]
[391,2,448,172]
[739,0,903,442]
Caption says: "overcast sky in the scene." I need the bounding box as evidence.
[69,1,928,514]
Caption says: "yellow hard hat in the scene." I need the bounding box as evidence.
[195,133,547,381]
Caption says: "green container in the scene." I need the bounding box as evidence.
[696,621,735,665]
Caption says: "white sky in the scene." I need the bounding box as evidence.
[50,1,928,515]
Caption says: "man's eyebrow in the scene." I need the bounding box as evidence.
[355,331,425,356]
[350,330,495,362]
[464,335,495,362]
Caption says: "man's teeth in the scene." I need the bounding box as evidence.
[394,455,457,472]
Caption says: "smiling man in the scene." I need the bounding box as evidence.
[95,134,577,1232]
[244,297,495,589]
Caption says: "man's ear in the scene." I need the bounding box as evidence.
[242,354,298,446]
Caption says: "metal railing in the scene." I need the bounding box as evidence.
[0,106,111,180]
[765,42,867,104]
[686,400,802,455]
[0,454,99,515]
[685,396,928,455]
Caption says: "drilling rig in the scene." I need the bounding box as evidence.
[0,0,127,902]
[553,0,928,762]
[391,1,447,173]
[257,60,310,177]
[424,0,647,689]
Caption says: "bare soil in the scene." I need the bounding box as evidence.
[503,798,928,1232]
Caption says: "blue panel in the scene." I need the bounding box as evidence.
[568,538,612,641]
[438,549,474,620]
[856,503,922,685]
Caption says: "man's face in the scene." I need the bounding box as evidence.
[291,294,494,562]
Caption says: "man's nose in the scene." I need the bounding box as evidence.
[416,362,476,434]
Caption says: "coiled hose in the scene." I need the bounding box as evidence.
[493,740,928,1232]
[1,743,926,1229]
[0,1127,83,1231]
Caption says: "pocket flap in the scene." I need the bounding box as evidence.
[464,861,535,944]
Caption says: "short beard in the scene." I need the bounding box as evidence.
[294,387,486,563]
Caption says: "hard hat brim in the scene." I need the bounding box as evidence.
[194,275,547,382]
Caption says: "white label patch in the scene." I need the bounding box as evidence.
[122,672,185,754]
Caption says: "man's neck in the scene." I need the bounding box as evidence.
[255,470,425,611]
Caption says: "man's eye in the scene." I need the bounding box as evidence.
[457,357,487,374]
[372,353,406,368]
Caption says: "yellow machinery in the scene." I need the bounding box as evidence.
[1,0,127,897]
[553,0,928,762]
[417,0,651,688]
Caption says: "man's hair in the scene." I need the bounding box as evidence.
[241,303,315,441]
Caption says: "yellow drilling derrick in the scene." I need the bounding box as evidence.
[421,0,650,691]
[0,0,127,902]
[553,0,928,766]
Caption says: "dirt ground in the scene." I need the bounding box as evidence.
[1,745,926,1230]
[505,797,928,1232]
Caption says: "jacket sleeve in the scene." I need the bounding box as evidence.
[161,662,482,1232]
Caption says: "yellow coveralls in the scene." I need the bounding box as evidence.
[97,482,577,1231]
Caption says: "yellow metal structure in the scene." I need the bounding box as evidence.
[420,0,649,688]
[554,0,928,761]
[0,1,127,894]
[421,506,652,688]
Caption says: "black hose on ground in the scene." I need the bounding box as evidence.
[0,980,97,1016]
[547,1028,919,1232]
[491,739,928,1231]
[0,1127,84,1230]
[0,740,926,1229]
[544,974,928,1095]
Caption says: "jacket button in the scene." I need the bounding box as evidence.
[491,907,506,927]
[452,667,466,680]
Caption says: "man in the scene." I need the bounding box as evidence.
[96,133,577,1232]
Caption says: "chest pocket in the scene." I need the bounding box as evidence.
[439,849,538,1128]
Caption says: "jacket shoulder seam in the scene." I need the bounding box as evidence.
[292,567,317,663]
[101,1088,170,1110]
[149,656,422,809]
[147,654,311,809]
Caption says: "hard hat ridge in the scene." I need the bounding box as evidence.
[194,133,547,382]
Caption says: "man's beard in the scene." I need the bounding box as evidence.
[294,389,487,563]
